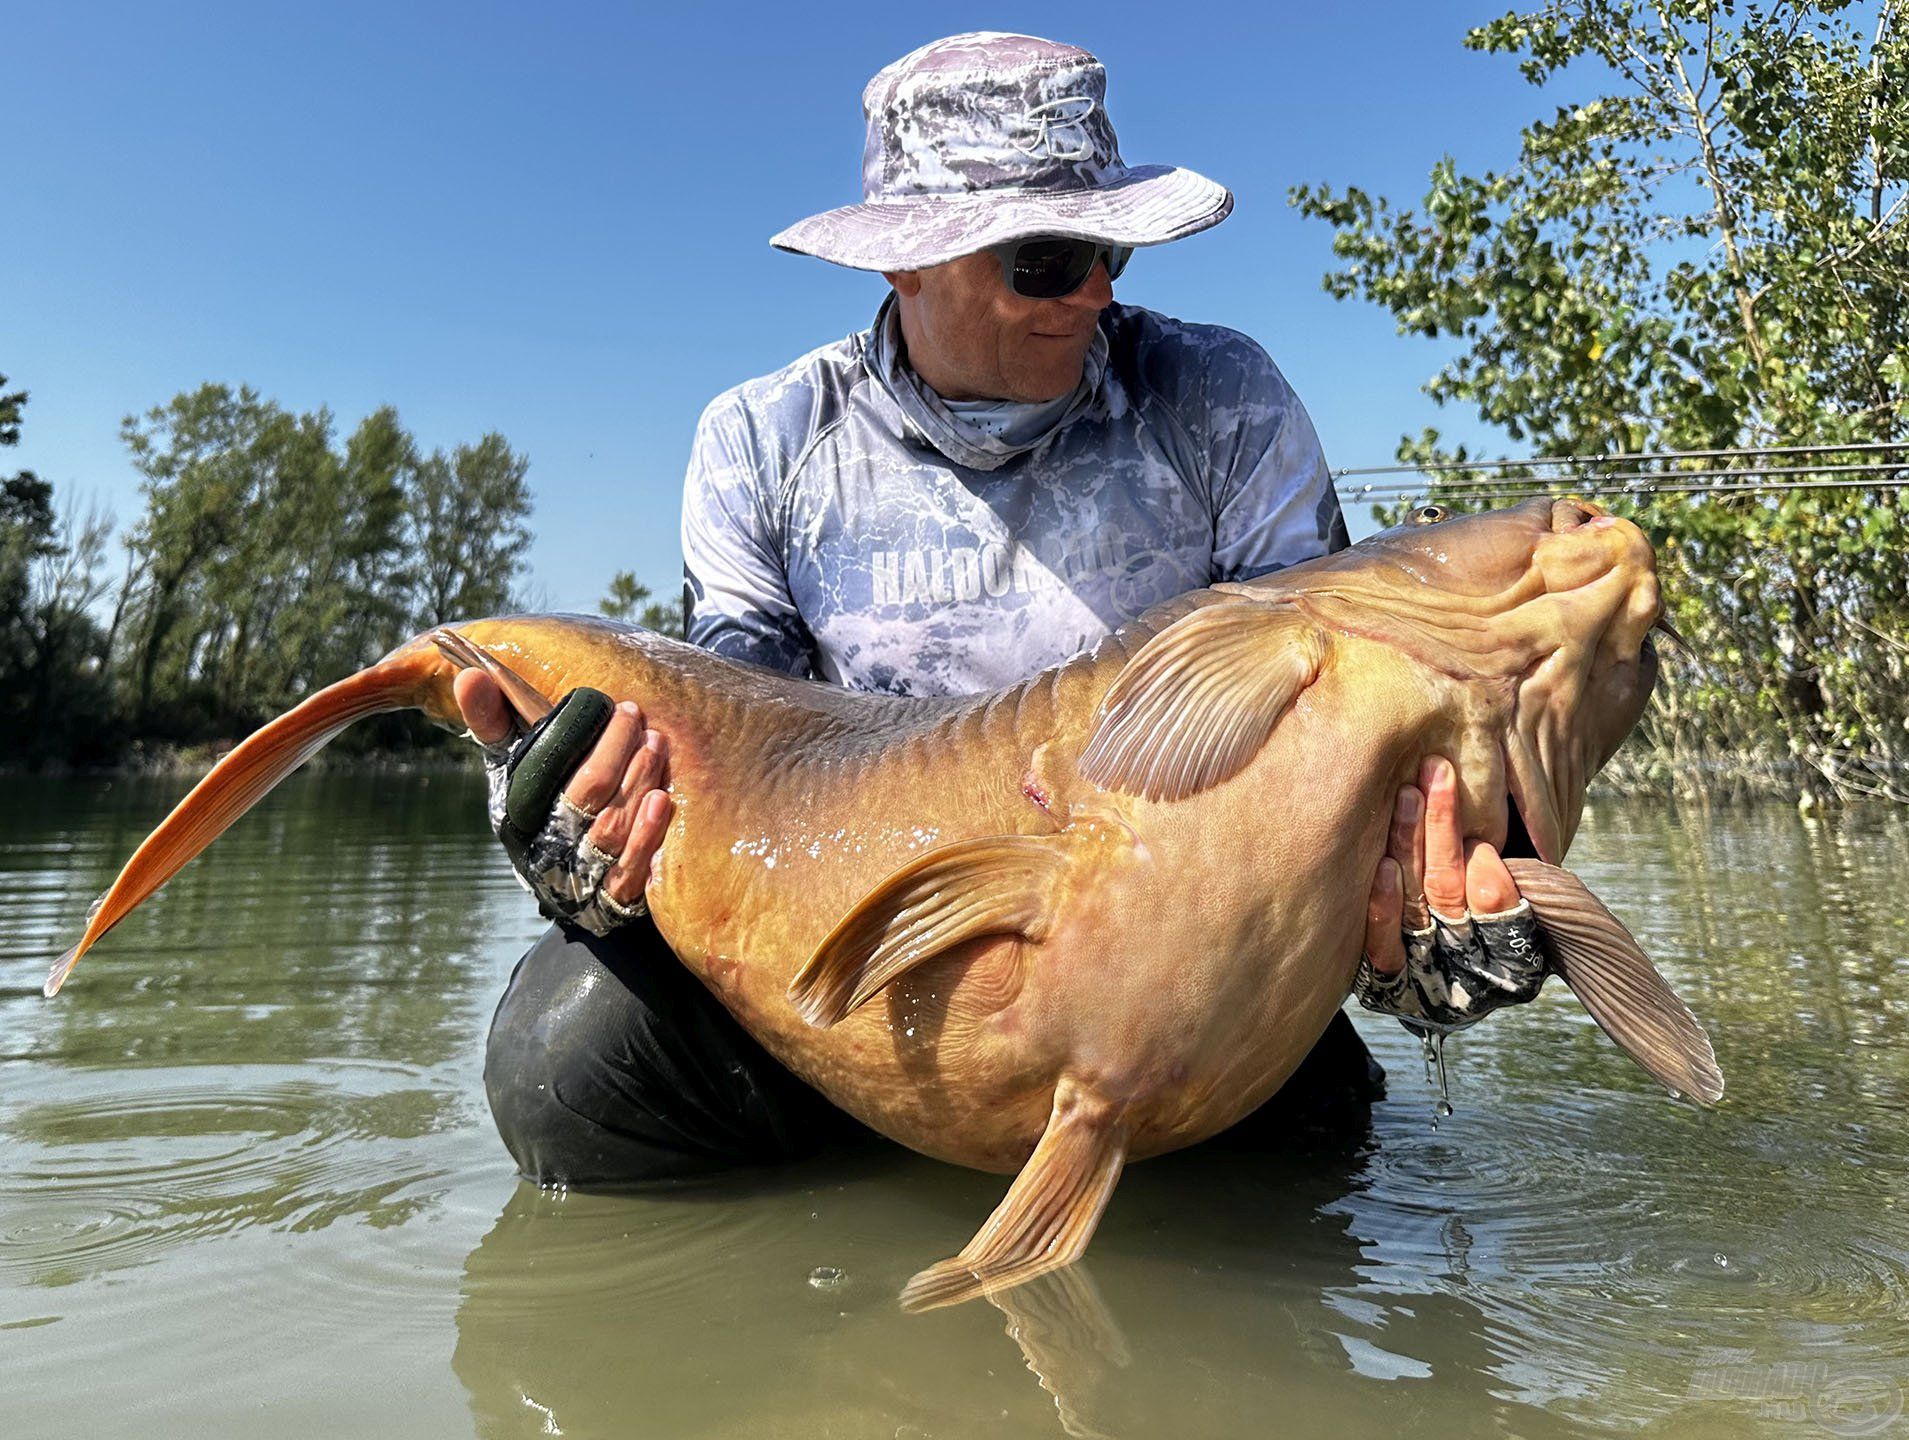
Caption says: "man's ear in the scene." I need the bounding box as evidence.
[882,270,923,298]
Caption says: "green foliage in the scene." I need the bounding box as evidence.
[406,434,534,629]
[0,377,117,761]
[1293,0,1908,799]
[599,569,687,636]
[0,376,57,739]
[1,372,546,765]
[112,386,535,748]
[119,387,413,730]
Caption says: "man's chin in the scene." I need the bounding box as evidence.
[1006,360,1087,404]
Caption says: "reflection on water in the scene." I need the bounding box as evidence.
[2,778,1906,1438]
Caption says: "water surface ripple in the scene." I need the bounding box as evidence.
[1,776,1905,1438]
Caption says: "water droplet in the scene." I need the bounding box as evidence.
[1431,1030,1452,1117]
[1409,1024,1456,1124]
[808,1265,845,1290]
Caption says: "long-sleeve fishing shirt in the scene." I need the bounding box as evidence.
[680,294,1347,696]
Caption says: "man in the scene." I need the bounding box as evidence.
[456,33,1539,1186]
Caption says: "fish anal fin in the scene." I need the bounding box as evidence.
[901,1079,1128,1312]
[787,833,1075,1029]
[1078,601,1324,802]
[1505,857,1725,1105]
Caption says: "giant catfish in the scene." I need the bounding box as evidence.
[44,497,1722,1308]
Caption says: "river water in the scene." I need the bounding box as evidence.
[2,771,1905,1438]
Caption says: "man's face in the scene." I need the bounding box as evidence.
[884,248,1115,404]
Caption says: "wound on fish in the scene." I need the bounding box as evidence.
[1022,773,1053,815]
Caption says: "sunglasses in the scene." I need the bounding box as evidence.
[989,236,1134,300]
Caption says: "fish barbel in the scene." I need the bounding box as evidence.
[44,498,1721,1307]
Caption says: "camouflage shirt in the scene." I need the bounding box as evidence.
[681,295,1347,697]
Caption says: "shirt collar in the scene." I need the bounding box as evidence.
[864,293,1108,472]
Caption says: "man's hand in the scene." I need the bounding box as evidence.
[455,668,673,927]
[1356,755,1546,1029]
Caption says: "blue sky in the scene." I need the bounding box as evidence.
[8,2,1555,610]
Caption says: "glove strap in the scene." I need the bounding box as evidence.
[495,687,616,873]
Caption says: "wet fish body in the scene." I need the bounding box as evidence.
[46,499,1721,1307]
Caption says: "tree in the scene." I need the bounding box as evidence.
[406,434,534,629]
[22,496,116,758]
[0,376,119,760]
[119,387,524,732]
[0,376,57,626]
[1292,0,1908,798]
[599,569,687,636]
[0,375,61,742]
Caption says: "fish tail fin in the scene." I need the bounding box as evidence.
[1504,857,1725,1105]
[43,645,448,998]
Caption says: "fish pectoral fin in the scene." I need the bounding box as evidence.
[787,833,1073,1029]
[1077,601,1325,802]
[902,1079,1128,1312]
[1505,858,1725,1105]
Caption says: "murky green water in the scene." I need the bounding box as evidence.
[3,772,1906,1438]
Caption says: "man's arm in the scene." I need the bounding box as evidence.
[1189,332,1349,577]
[681,394,818,675]
[447,396,788,930]
[456,389,829,935]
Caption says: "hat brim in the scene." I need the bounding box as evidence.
[769,164,1232,271]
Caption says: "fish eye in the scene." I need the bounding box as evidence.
[1410,504,1449,525]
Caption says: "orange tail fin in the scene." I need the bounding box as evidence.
[44,645,448,997]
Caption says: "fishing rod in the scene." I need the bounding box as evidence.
[1337,457,1909,504]
[1332,439,1909,479]
[1340,474,1909,504]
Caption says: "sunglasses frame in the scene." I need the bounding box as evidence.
[988,236,1134,299]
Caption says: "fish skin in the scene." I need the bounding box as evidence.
[46,497,1715,1305]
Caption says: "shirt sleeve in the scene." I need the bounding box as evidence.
[680,394,817,677]
[1204,337,1350,578]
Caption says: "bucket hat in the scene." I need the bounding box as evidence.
[770,32,1233,272]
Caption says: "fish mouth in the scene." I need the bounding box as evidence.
[1500,617,1672,868]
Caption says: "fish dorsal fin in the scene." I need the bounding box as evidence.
[902,1078,1129,1311]
[788,833,1075,1029]
[1078,601,1325,802]
[1505,858,1726,1105]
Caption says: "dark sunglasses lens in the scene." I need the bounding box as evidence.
[1009,238,1099,298]
[1104,245,1133,281]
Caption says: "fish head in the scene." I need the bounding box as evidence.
[1273,497,1666,862]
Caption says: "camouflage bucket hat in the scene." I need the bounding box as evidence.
[771,32,1233,271]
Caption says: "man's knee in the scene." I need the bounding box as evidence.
[484,921,861,1187]
[484,923,676,1185]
